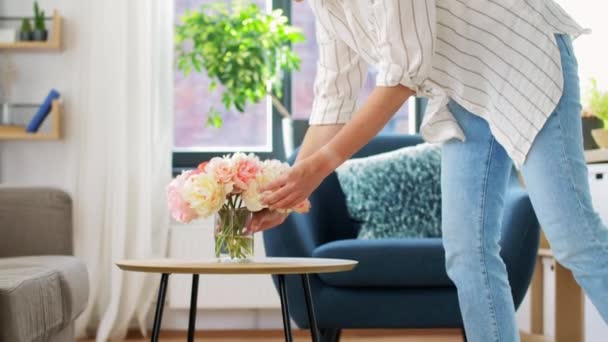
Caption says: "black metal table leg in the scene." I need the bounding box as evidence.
[151,273,170,342]
[301,274,320,342]
[277,274,293,342]
[188,274,199,342]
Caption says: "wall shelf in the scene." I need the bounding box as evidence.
[0,10,62,51]
[0,100,62,140]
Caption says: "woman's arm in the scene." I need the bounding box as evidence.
[293,124,343,163]
[310,84,415,172]
[295,85,413,166]
[259,84,414,212]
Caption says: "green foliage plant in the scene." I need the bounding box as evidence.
[21,18,33,33]
[34,1,46,31]
[175,1,304,128]
[586,78,608,129]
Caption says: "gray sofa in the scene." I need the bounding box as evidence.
[0,187,89,342]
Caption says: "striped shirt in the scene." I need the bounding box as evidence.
[307,0,588,167]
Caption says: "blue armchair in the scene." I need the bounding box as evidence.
[263,135,541,341]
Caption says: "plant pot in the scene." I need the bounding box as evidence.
[282,118,294,158]
[19,31,33,41]
[591,128,608,149]
[582,117,603,150]
[32,29,48,41]
[293,119,309,148]
[281,118,309,158]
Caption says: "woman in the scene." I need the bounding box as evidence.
[250,0,608,341]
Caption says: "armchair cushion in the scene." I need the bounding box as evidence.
[312,238,453,288]
[0,256,88,342]
[335,143,442,239]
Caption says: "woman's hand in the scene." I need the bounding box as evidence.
[248,208,290,233]
[259,152,334,213]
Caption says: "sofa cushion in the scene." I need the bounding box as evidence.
[0,256,89,342]
[335,143,442,239]
[312,239,453,288]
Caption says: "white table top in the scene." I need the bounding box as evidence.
[116,257,358,275]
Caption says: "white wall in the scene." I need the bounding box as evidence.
[559,1,608,93]
[0,0,81,187]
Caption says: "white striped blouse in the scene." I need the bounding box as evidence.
[306,0,588,167]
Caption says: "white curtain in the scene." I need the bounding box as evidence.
[67,0,174,340]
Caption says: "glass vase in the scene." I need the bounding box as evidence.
[214,206,254,262]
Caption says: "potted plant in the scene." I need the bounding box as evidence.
[19,18,33,41]
[175,1,305,157]
[585,78,608,149]
[32,1,48,41]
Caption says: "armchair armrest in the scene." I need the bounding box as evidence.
[0,186,73,257]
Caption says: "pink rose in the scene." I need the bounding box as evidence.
[167,170,199,223]
[232,153,262,190]
[205,157,236,193]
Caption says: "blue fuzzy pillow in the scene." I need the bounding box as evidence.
[335,143,442,239]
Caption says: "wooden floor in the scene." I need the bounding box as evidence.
[79,329,551,342]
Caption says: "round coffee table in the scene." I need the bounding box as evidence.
[116,257,357,342]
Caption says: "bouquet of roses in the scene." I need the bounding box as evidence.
[166,152,310,260]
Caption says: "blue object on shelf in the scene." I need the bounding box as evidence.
[25,89,60,133]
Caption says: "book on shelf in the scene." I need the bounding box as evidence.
[25,89,60,133]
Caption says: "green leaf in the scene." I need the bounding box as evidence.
[205,108,223,128]
[174,0,302,121]
[586,78,608,126]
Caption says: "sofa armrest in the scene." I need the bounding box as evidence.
[0,187,73,257]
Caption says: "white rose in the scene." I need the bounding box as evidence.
[182,172,226,218]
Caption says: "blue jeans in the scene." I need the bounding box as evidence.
[441,34,608,342]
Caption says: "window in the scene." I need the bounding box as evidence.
[174,0,271,153]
